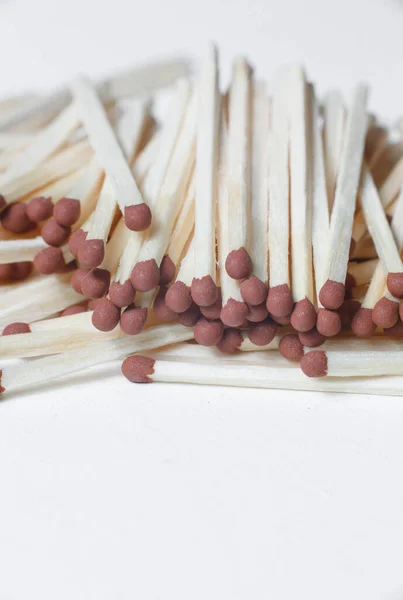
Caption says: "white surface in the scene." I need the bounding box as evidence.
[1,0,403,597]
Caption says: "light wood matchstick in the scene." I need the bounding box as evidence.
[322,90,345,212]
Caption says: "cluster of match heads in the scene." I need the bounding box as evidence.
[2,45,403,397]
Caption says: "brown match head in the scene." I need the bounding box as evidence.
[71,268,89,294]
[2,322,31,336]
[200,288,222,320]
[246,302,268,323]
[298,327,326,348]
[124,203,152,231]
[290,298,317,332]
[91,298,121,332]
[319,280,345,310]
[34,247,64,274]
[194,317,224,346]
[78,238,105,269]
[0,263,13,282]
[0,202,35,233]
[120,305,148,335]
[248,319,277,346]
[130,259,160,292]
[384,319,403,339]
[220,298,249,327]
[80,268,111,299]
[68,229,87,258]
[12,261,32,281]
[225,247,252,280]
[87,298,102,311]
[122,355,155,383]
[153,287,177,323]
[191,275,219,307]
[60,304,86,317]
[216,328,244,354]
[159,255,176,286]
[345,272,356,291]
[278,333,304,362]
[351,307,376,337]
[109,279,135,308]
[300,350,328,378]
[178,302,201,327]
[271,313,291,326]
[0,195,6,211]
[386,272,403,299]
[240,276,268,306]
[339,299,361,329]
[165,281,192,313]
[41,220,71,247]
[26,197,53,223]
[372,296,399,329]
[266,284,294,317]
[316,308,341,338]
[53,198,80,227]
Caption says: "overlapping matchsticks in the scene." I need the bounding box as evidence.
[3,45,403,398]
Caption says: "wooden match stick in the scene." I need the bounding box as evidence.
[347,259,377,288]
[0,237,47,263]
[319,84,369,310]
[322,90,345,211]
[224,58,253,281]
[165,236,195,315]
[190,43,220,307]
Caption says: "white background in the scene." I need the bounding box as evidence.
[0,0,403,598]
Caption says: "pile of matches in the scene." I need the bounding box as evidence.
[4,45,403,398]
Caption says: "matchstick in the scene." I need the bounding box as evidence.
[319,84,369,309]
[0,237,47,263]
[165,237,195,314]
[239,81,269,307]
[190,44,220,307]
[224,58,253,281]
[347,258,377,288]
[322,90,345,211]
[70,76,151,231]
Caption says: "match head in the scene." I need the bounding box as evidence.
[0,194,6,211]
[298,328,326,348]
[80,268,111,299]
[191,275,219,307]
[53,198,80,226]
[0,202,35,233]
[266,284,294,318]
[248,319,277,346]
[220,298,249,327]
[200,288,222,320]
[372,297,399,329]
[124,203,152,231]
[290,298,317,332]
[240,276,268,306]
[271,313,291,326]
[0,263,13,282]
[109,279,135,308]
[153,287,177,323]
[339,299,361,329]
[246,302,268,323]
[41,220,71,247]
[178,302,201,327]
[130,259,160,292]
[225,247,252,280]
[159,255,176,286]
[216,328,244,354]
[193,317,224,346]
[60,304,86,317]
[316,308,341,338]
[384,319,403,339]
[386,272,403,299]
[300,350,328,378]
[345,272,356,291]
[68,229,87,258]
[34,247,64,274]
[351,307,376,337]
[319,280,345,310]
[165,281,192,313]
[12,261,32,281]
[91,298,121,332]
[278,333,304,362]
[26,197,53,223]
[78,238,105,269]
[2,322,31,336]
[120,305,148,335]
[71,268,89,294]
[122,355,155,383]
[87,298,103,311]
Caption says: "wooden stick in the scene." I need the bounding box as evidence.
[322,90,345,212]
[347,258,377,287]
[0,237,46,263]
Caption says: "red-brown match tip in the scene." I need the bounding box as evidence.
[91,298,121,332]
[109,279,135,308]
[153,287,177,323]
[78,238,105,269]
[345,272,356,291]
[386,272,403,299]
[240,275,268,306]
[278,333,304,362]
[71,268,89,294]
[384,319,403,339]
[122,355,155,383]
[225,247,252,280]
[248,319,277,346]
[300,350,328,378]
[290,298,317,332]
[159,255,176,286]
[319,280,345,310]
[216,328,244,354]
[165,281,192,313]
[80,268,111,299]
[130,259,160,292]
[60,304,86,317]
[298,328,326,348]
[26,197,53,223]
[34,247,64,274]
[68,229,87,258]
[120,305,148,335]
[0,195,6,211]
[54,198,80,227]
[12,261,32,281]
[246,302,268,323]
[220,298,249,327]
[194,317,224,346]
[178,302,201,327]
[372,296,399,329]
[271,313,291,326]
[266,284,294,317]
[200,288,222,320]
[0,202,35,233]
[351,307,376,337]
[316,308,341,337]
[41,220,71,247]
[2,322,31,336]
[191,275,219,307]
[0,264,13,282]
[124,203,152,231]
[339,299,361,329]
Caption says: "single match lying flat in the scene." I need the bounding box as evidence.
[2,44,403,399]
